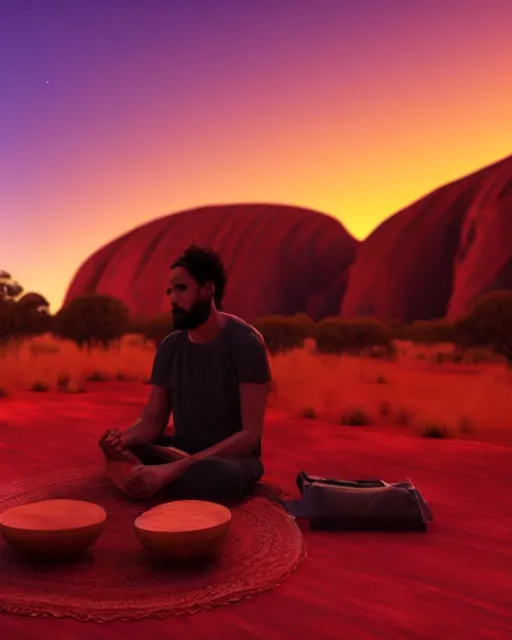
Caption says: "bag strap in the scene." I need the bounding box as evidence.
[296,470,388,493]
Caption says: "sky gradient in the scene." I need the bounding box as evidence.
[2,0,511,312]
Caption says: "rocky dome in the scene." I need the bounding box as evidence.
[64,204,358,322]
[341,155,512,323]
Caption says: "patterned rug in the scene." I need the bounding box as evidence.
[0,467,306,622]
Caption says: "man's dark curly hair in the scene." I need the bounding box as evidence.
[170,244,227,309]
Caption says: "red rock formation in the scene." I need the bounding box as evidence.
[64,204,358,321]
[447,174,512,319]
[341,155,512,322]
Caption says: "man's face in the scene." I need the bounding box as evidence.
[166,266,213,330]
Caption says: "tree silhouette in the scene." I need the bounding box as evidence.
[0,270,23,301]
[17,292,50,312]
[0,273,52,342]
[0,299,19,344]
[52,293,130,348]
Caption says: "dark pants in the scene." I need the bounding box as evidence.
[127,436,264,506]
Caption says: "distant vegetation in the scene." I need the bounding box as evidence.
[0,270,52,345]
[1,267,512,366]
[1,271,512,446]
[52,293,131,349]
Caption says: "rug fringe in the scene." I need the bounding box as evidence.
[0,544,307,623]
[0,471,307,623]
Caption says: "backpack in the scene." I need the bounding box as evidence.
[284,471,434,532]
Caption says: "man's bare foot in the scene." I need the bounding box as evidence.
[104,458,141,495]
[99,440,140,464]
[99,428,140,464]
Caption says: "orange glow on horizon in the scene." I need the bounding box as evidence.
[3,1,511,312]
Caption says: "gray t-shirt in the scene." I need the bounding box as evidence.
[150,314,271,457]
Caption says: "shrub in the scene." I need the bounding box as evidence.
[0,270,23,301]
[130,313,173,347]
[300,407,318,419]
[17,292,50,311]
[385,319,408,340]
[30,380,49,392]
[68,381,85,394]
[14,293,52,339]
[57,373,71,392]
[421,422,450,438]
[404,319,456,345]
[0,300,19,345]
[395,409,411,426]
[454,291,512,365]
[378,401,391,418]
[52,294,130,349]
[340,408,372,426]
[461,347,503,365]
[116,371,136,382]
[293,313,317,339]
[316,317,394,355]
[348,318,393,352]
[361,345,396,360]
[458,416,476,434]
[431,351,457,365]
[85,371,110,382]
[0,273,51,343]
[314,317,351,354]
[13,305,52,339]
[253,315,304,354]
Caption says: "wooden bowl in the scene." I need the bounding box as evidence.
[0,499,107,559]
[134,500,231,561]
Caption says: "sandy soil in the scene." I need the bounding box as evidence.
[0,382,511,639]
[2,335,512,448]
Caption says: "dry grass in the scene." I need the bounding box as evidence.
[0,333,155,396]
[269,340,512,444]
[1,334,511,445]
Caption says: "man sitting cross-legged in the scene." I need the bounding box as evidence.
[99,244,272,505]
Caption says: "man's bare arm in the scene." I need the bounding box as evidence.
[121,385,172,447]
[124,394,263,489]
[149,382,268,487]
[182,382,268,464]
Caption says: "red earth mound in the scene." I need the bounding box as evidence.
[341,155,512,322]
[0,384,511,639]
[63,204,358,322]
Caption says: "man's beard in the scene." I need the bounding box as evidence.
[172,298,212,330]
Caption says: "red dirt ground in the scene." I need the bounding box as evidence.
[1,382,511,640]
